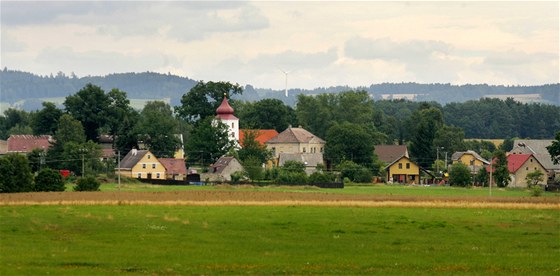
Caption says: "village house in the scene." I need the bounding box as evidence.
[451,150,490,175]
[265,127,326,174]
[385,155,426,184]
[203,156,244,182]
[510,139,560,182]
[116,149,166,180]
[374,144,409,164]
[504,153,547,188]
[158,158,187,181]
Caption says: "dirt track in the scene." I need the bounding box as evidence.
[1,190,559,209]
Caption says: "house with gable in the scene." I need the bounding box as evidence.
[203,156,244,182]
[374,144,409,164]
[385,155,427,184]
[510,139,560,181]
[451,150,490,175]
[505,153,547,188]
[159,158,187,180]
[116,149,166,180]
[265,127,326,174]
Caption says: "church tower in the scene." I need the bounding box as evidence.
[215,95,239,143]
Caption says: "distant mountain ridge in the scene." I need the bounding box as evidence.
[1,68,558,111]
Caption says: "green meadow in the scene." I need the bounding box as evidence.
[1,205,558,275]
[96,182,558,197]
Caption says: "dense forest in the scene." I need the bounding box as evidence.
[1,68,559,111]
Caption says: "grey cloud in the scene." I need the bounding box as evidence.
[36,47,180,75]
[344,37,453,63]
[0,1,125,25]
[1,1,269,41]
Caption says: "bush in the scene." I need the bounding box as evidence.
[230,171,245,184]
[264,167,279,180]
[35,168,65,192]
[337,160,372,183]
[308,171,335,183]
[74,176,101,191]
[449,163,472,187]
[276,171,308,184]
[530,185,543,197]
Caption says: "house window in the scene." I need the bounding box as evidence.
[406,163,410,169]
[152,164,156,169]
[530,158,533,162]
[320,147,324,153]
[303,147,306,153]
[137,173,141,178]
[398,163,402,169]
[148,155,151,159]
[526,167,528,170]
[410,175,415,181]
[470,160,474,166]
[156,173,160,179]
[272,147,276,155]
[142,164,146,169]
[232,122,234,128]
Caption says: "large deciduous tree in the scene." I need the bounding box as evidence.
[325,122,376,167]
[238,129,271,164]
[32,102,63,135]
[64,84,111,142]
[135,101,180,158]
[185,117,234,165]
[237,99,296,132]
[0,153,33,193]
[176,81,243,123]
[409,106,444,168]
[449,163,472,187]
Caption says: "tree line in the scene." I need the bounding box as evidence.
[1,82,559,189]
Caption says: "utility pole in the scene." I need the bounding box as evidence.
[489,160,493,197]
[117,150,121,190]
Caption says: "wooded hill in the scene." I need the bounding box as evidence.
[1,68,558,111]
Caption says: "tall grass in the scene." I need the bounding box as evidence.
[1,206,558,275]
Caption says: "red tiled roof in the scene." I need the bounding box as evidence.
[159,158,187,175]
[507,154,532,173]
[487,154,536,174]
[239,129,279,146]
[7,135,52,153]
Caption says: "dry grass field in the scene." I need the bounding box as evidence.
[1,189,558,209]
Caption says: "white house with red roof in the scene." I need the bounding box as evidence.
[214,95,239,144]
[489,153,547,188]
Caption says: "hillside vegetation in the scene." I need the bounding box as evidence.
[1,68,558,111]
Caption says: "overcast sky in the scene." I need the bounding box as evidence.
[1,1,558,90]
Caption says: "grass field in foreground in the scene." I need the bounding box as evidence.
[1,206,558,275]
[94,182,559,198]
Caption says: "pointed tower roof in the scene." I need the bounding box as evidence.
[215,96,238,120]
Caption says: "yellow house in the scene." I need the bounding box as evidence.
[451,150,490,174]
[117,149,166,180]
[385,156,421,184]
